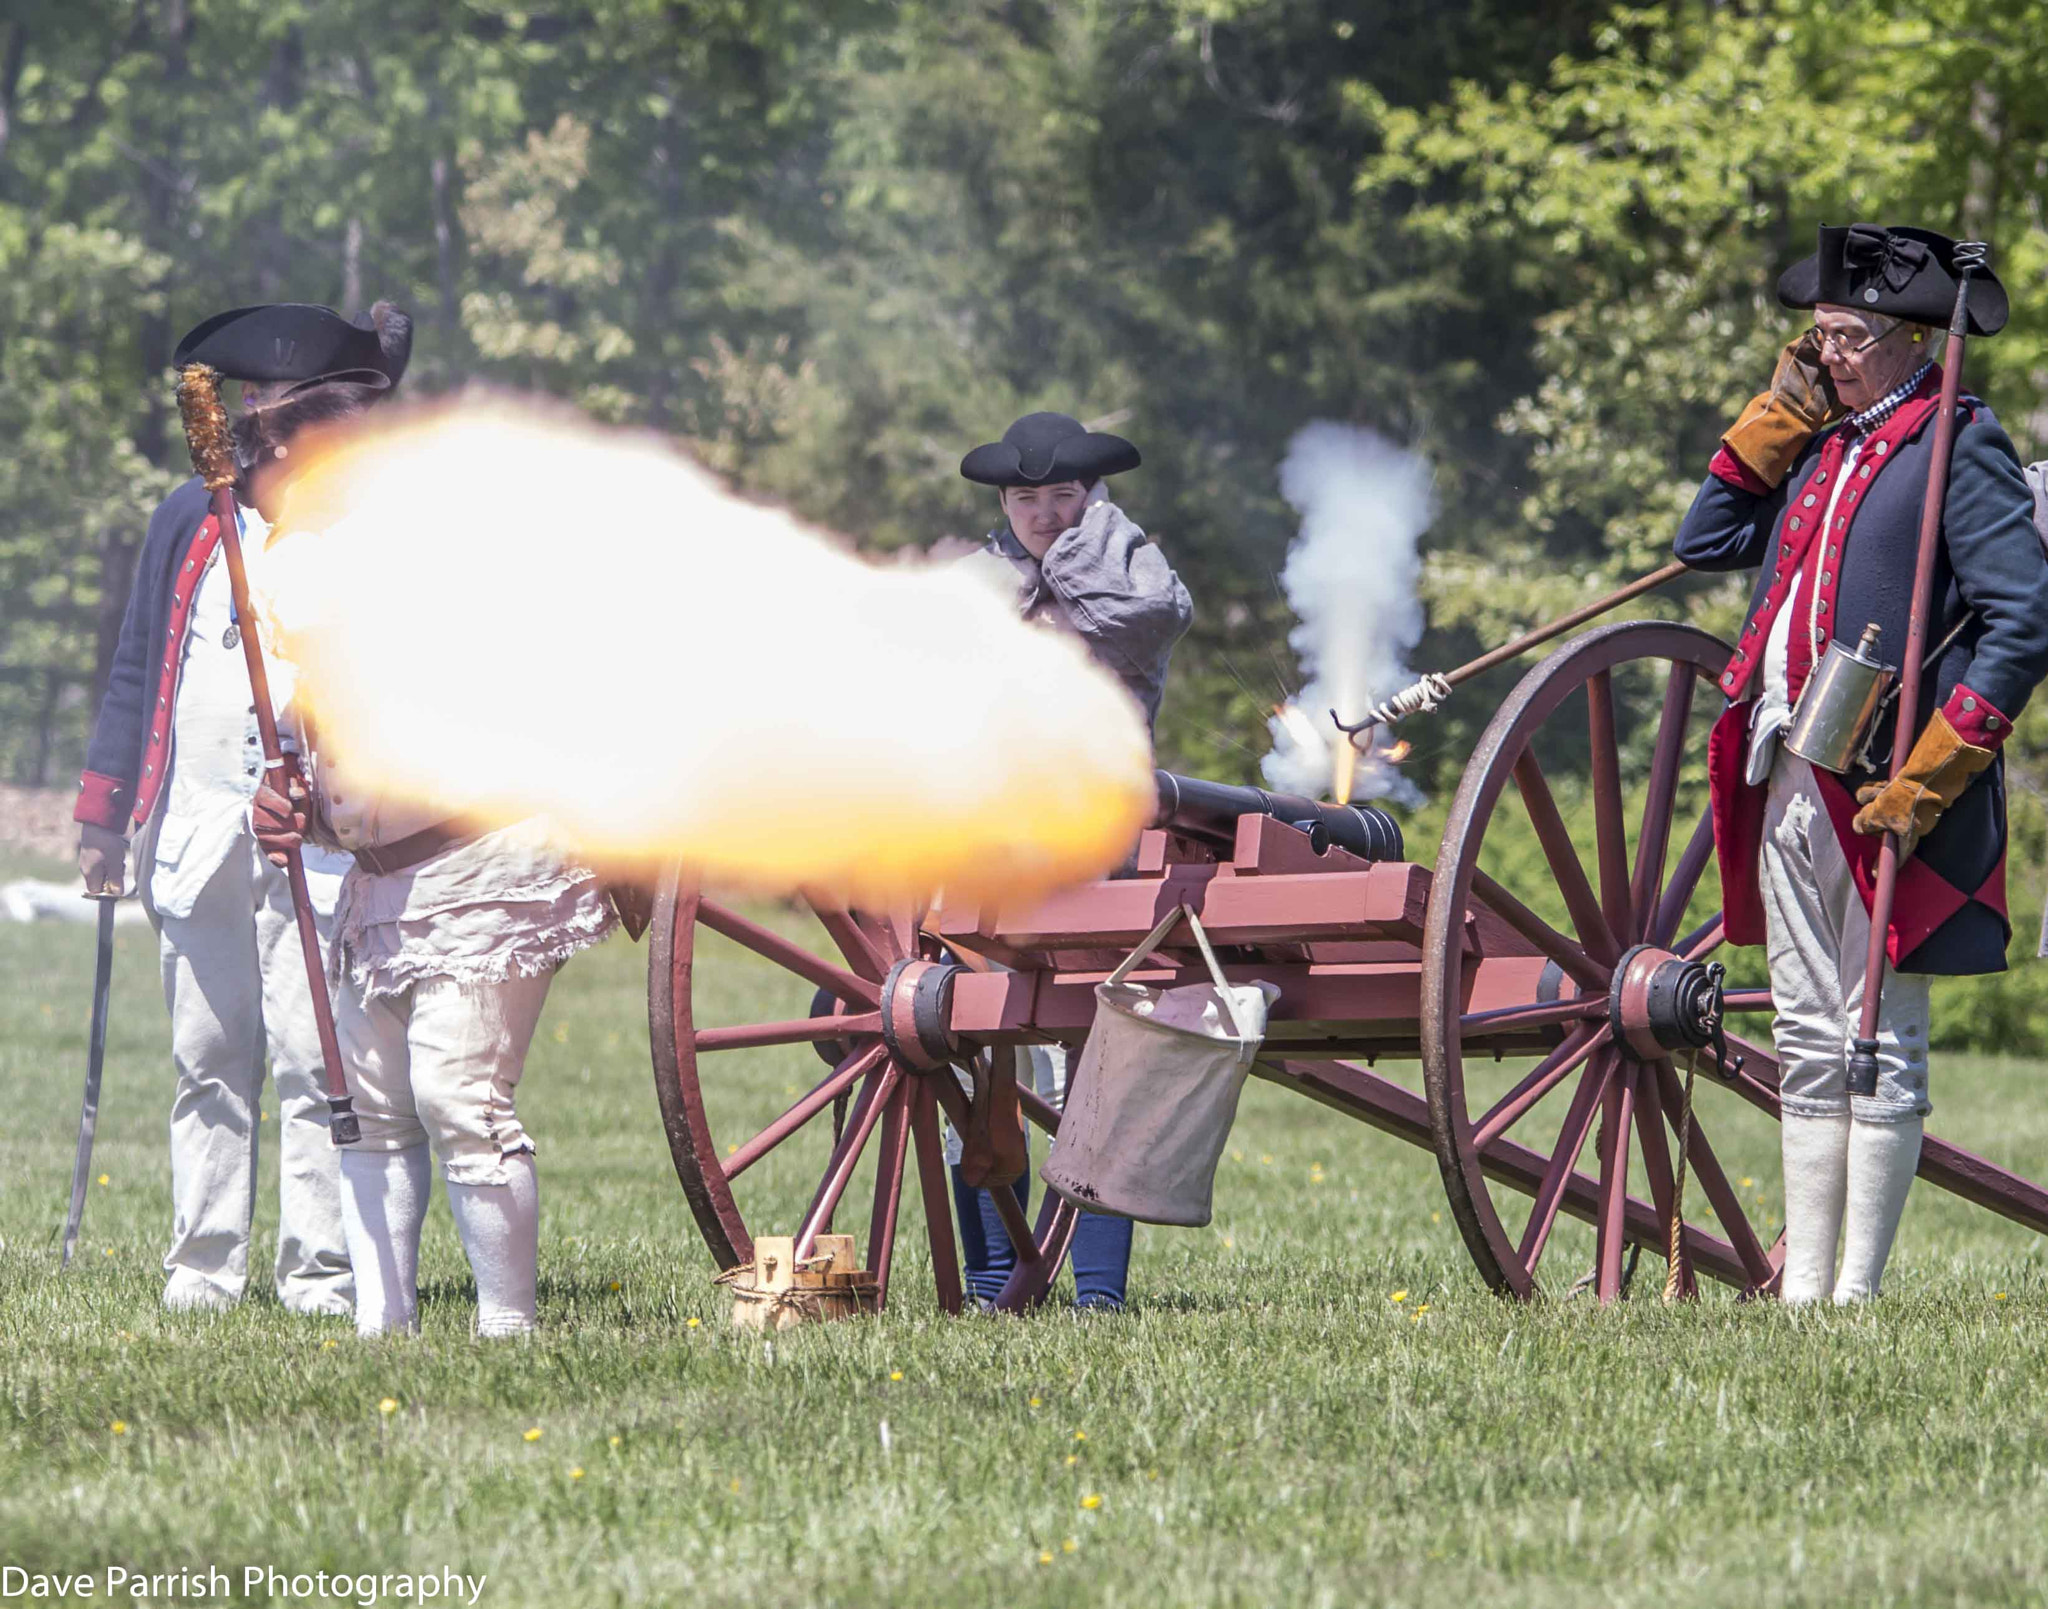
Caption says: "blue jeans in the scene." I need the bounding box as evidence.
[950,1165,1133,1309]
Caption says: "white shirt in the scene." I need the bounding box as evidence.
[1746,438,1866,786]
[151,507,349,918]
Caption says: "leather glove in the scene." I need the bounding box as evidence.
[1721,329,1846,489]
[251,755,310,867]
[77,823,129,897]
[1852,710,1994,860]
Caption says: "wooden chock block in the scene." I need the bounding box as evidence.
[724,1233,878,1331]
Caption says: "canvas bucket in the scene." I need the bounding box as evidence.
[1041,905,1278,1227]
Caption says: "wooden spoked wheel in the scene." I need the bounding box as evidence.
[647,878,1078,1315]
[1421,621,1788,1301]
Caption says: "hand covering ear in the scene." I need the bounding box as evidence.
[1721,330,1846,489]
[1852,710,1994,859]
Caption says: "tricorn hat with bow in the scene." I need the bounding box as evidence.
[1777,224,2008,337]
[172,302,414,396]
[960,412,1141,488]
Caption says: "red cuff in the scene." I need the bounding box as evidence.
[74,771,135,832]
[1942,683,2013,750]
[1708,446,1772,497]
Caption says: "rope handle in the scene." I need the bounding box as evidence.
[1104,903,1251,1043]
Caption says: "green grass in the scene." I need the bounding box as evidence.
[5,844,2048,1607]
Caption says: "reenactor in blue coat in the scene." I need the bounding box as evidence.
[1676,225,2048,1303]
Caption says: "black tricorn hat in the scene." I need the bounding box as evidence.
[960,412,1141,488]
[172,302,414,394]
[1777,224,2008,337]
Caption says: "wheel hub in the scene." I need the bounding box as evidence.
[878,958,963,1072]
[1607,943,1720,1064]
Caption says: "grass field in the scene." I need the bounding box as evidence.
[6,842,2048,1609]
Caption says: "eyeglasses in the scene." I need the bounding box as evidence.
[1809,321,1896,360]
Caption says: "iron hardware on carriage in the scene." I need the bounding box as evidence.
[646,620,2048,1315]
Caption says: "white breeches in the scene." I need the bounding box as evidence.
[1760,750,1931,1124]
[335,971,554,1185]
[157,838,351,1313]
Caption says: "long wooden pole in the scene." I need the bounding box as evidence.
[1332,559,1690,745]
[1443,560,1692,691]
[177,367,361,1144]
[1846,250,1985,1097]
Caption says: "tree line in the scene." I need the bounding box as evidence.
[6,0,2045,1027]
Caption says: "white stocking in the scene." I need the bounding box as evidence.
[1779,1112,1850,1306]
[1834,1116,1921,1304]
[339,1146,430,1337]
[445,1151,540,1338]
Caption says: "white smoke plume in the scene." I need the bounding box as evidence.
[1261,422,1436,804]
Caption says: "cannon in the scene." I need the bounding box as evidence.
[647,619,2048,1310]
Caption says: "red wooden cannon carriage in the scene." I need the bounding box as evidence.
[647,621,2048,1311]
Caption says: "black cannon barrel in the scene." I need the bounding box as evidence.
[1153,770,1403,863]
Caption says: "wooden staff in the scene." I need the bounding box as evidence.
[175,365,361,1145]
[1846,245,1988,1098]
[1332,559,1691,742]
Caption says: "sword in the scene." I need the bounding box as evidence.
[60,892,119,1267]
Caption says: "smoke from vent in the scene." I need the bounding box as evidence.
[1261,422,1436,804]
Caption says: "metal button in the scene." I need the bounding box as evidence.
[1803,495,1817,507]
[1988,715,2001,730]
[1876,441,1889,455]
[1822,573,1831,584]
[1963,697,1978,711]
[1789,520,1801,532]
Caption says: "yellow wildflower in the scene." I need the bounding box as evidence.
[609,1435,622,1448]
[110,1421,128,1435]
[1081,1494,1102,1511]
[609,1280,622,1292]
[1065,1455,1078,1467]
[889,1371,903,1382]
[1062,1538,1078,1554]
[378,1398,398,1416]
[1038,1551,1054,1566]
[97,1174,109,1187]
[1390,1290,1408,1303]
[1028,1396,1042,1408]
[686,1316,702,1329]
[569,1467,585,1480]
[1073,1430,1087,1441]
[524,1427,543,1443]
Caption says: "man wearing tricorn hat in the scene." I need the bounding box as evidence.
[953,411,1195,1310]
[1676,225,2048,1303]
[74,301,412,1315]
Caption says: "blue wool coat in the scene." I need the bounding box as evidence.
[1674,368,2048,975]
[75,477,223,833]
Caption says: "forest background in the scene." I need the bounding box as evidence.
[5,0,2047,1042]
